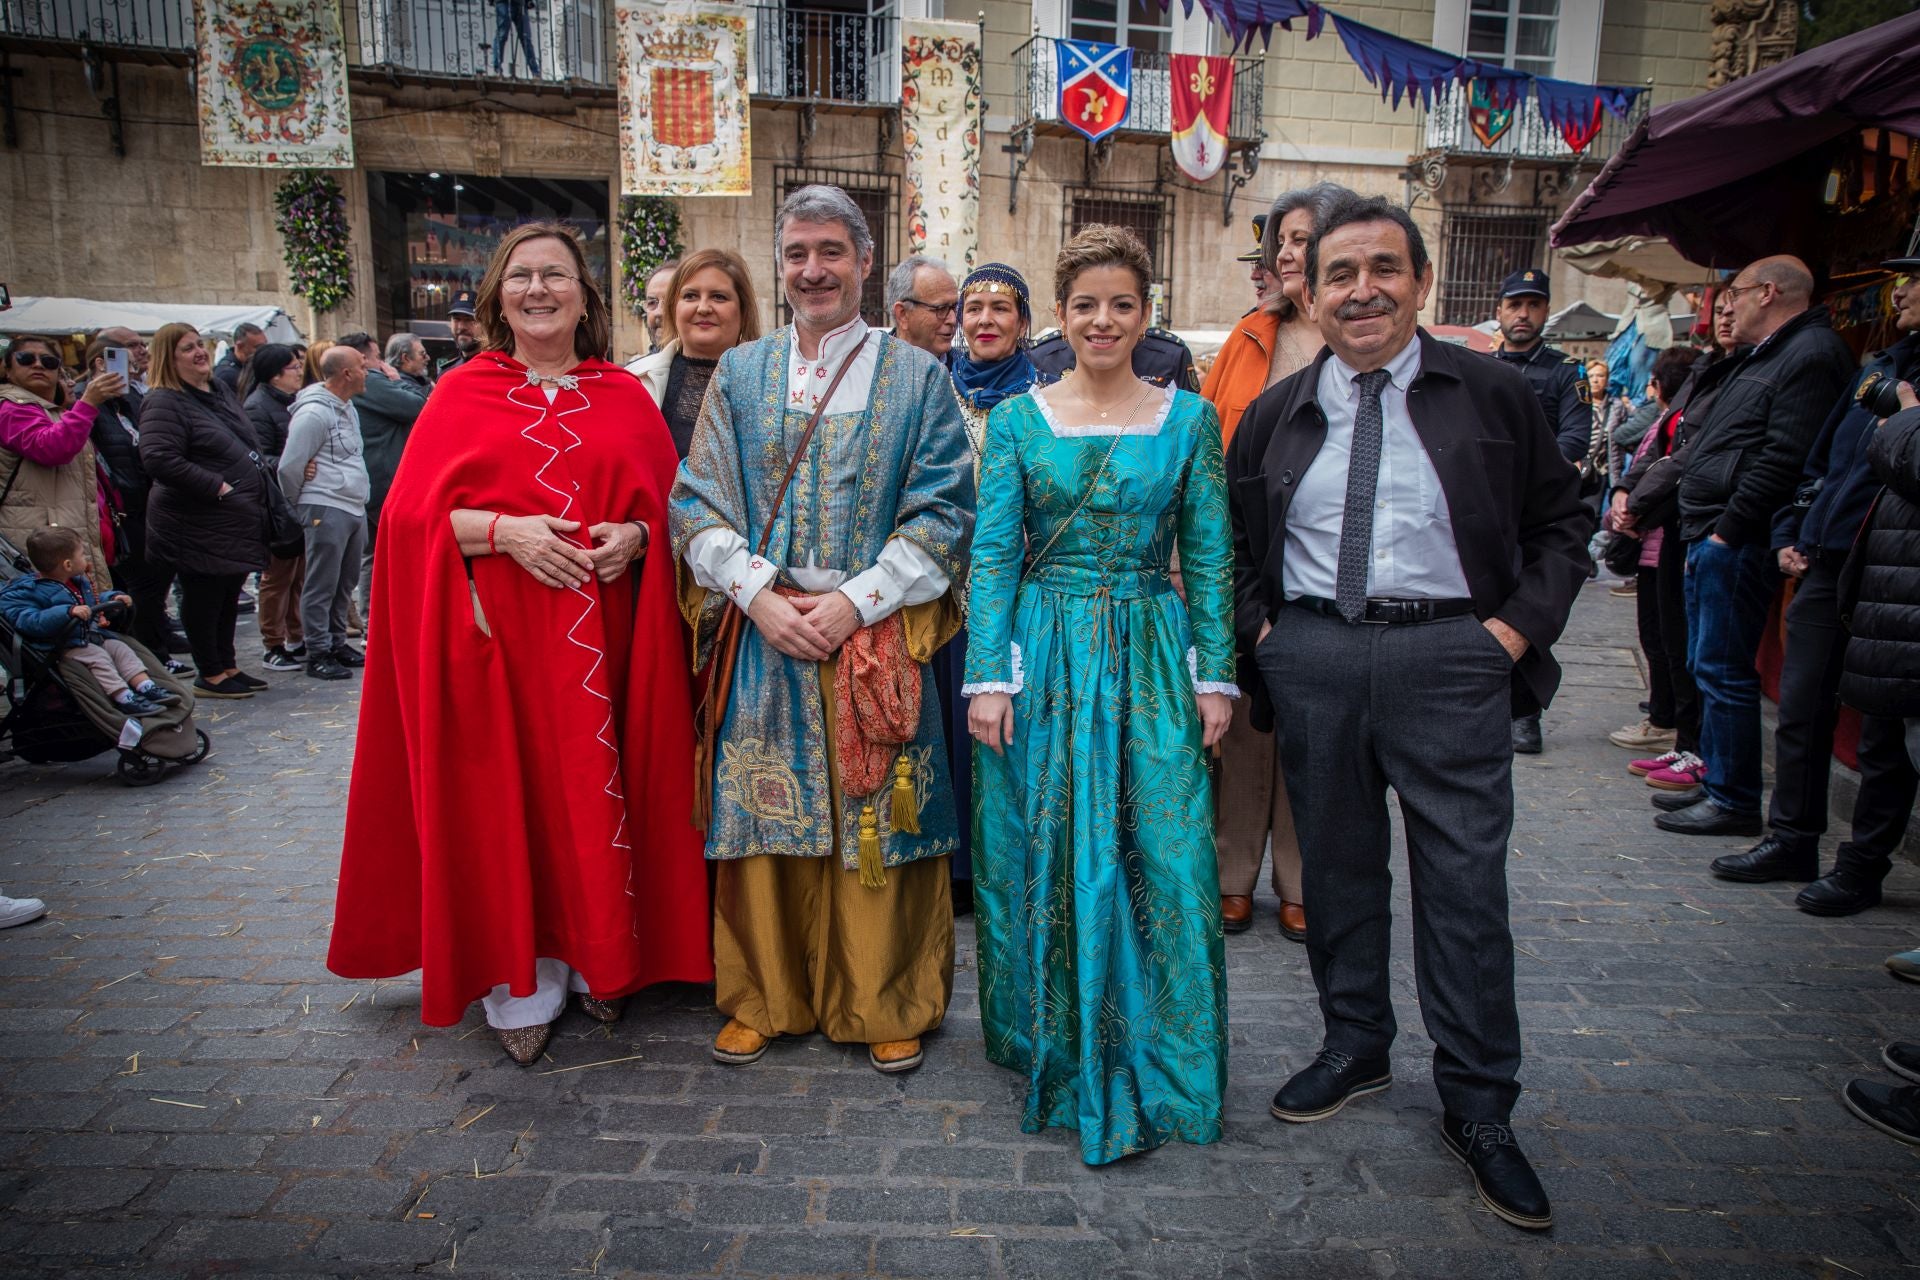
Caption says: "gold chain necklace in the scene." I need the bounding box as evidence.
[1077,377,1153,422]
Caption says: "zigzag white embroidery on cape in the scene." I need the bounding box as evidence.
[506,372,636,903]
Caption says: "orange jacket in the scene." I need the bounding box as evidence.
[1200,308,1281,446]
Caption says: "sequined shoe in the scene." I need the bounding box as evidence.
[577,994,626,1024]
[869,1038,924,1073]
[496,1022,552,1066]
[712,1018,769,1065]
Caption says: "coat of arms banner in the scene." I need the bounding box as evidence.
[901,21,982,273]
[194,0,353,168]
[617,1,752,196]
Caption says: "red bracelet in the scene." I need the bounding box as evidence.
[486,512,503,556]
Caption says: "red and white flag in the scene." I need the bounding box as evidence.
[1170,54,1234,181]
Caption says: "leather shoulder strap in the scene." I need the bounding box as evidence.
[752,334,867,558]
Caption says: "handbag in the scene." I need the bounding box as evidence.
[251,449,306,560]
[691,338,869,833]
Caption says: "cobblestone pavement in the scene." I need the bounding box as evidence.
[3,582,1919,1279]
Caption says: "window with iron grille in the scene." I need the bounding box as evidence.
[1438,207,1551,325]
[773,165,904,328]
[1066,188,1174,320]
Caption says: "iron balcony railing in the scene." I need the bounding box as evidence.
[0,0,192,52]
[349,0,611,87]
[748,3,898,107]
[1011,34,1264,144]
[1414,82,1649,164]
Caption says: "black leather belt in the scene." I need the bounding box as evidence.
[1288,595,1477,625]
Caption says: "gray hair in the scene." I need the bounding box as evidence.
[384,332,424,364]
[885,256,951,312]
[1260,183,1351,274]
[776,185,873,263]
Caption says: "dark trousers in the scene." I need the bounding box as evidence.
[115,549,175,660]
[1838,712,1920,879]
[1685,537,1779,814]
[1259,606,1523,1121]
[1768,559,1849,850]
[1635,564,1674,728]
[1654,529,1700,754]
[175,570,245,675]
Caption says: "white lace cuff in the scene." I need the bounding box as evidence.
[1188,646,1241,699]
[962,642,1023,697]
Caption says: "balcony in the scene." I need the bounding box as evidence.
[0,0,192,55]
[348,0,611,90]
[748,3,898,108]
[1009,34,1265,147]
[1411,81,1648,166]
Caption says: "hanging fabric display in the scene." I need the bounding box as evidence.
[615,1,752,196]
[1170,53,1236,180]
[1330,14,1522,111]
[1057,39,1133,143]
[194,0,353,167]
[1534,76,1639,154]
[901,20,983,272]
[1156,0,1323,50]
[1467,78,1516,148]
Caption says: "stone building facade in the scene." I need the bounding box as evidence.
[0,0,1715,357]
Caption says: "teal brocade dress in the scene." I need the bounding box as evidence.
[964,385,1236,1165]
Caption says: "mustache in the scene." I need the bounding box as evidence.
[1336,297,1396,321]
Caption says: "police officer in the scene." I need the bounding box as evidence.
[1493,267,1593,756]
[1239,212,1278,310]
[1028,291,1200,392]
[438,289,482,377]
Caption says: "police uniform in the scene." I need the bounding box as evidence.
[1027,326,1201,393]
[1236,213,1268,265]
[436,289,479,377]
[1491,269,1591,465]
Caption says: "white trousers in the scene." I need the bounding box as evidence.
[481,957,588,1030]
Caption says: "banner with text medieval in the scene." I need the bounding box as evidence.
[901,20,982,273]
[617,1,752,196]
[194,0,353,167]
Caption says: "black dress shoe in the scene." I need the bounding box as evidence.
[1441,1115,1552,1229]
[1510,715,1543,755]
[1883,1042,1920,1086]
[1709,834,1816,881]
[331,645,366,668]
[1651,788,1702,812]
[1795,866,1884,915]
[1270,1048,1391,1123]
[1842,1079,1920,1146]
[1653,799,1762,837]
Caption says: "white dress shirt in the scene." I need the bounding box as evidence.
[1282,338,1470,602]
[684,318,950,626]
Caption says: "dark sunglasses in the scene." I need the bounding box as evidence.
[11,352,61,371]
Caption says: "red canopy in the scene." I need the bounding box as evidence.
[1550,11,1920,268]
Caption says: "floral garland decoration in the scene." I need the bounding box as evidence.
[618,196,684,316]
[274,171,354,314]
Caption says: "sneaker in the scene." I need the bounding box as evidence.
[330,645,366,668]
[114,693,165,717]
[163,658,196,677]
[134,683,182,707]
[1887,949,1920,985]
[1841,1079,1920,1146]
[284,643,307,660]
[1628,748,1684,777]
[1609,719,1677,751]
[306,656,351,681]
[1608,580,1637,597]
[1645,753,1708,791]
[192,675,253,700]
[225,671,269,692]
[0,894,47,929]
[261,646,303,672]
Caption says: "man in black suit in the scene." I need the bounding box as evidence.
[1226,192,1591,1231]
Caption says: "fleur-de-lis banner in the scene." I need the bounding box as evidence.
[194,0,353,167]
[902,21,983,272]
[1170,53,1234,180]
[1057,39,1132,143]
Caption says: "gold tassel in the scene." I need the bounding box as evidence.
[890,755,920,835]
[857,803,887,889]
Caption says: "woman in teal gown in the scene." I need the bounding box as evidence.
[963,226,1237,1165]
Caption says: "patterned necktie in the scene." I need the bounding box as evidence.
[1335,369,1393,624]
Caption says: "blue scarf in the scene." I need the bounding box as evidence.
[948,346,1037,413]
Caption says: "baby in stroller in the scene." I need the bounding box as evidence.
[0,527,183,717]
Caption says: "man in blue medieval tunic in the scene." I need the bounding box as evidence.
[669,186,974,1074]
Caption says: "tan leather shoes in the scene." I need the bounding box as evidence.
[577,994,626,1024]
[1221,895,1253,933]
[496,1022,552,1066]
[1279,901,1307,943]
[711,1018,770,1065]
[868,1038,924,1073]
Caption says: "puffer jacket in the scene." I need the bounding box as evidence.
[1677,305,1852,545]
[138,384,268,576]
[0,385,111,587]
[245,383,295,462]
[0,571,116,649]
[1776,335,1920,559]
[1840,404,1920,717]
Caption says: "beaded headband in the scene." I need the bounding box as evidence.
[960,263,1030,322]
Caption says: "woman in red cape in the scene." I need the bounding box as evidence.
[328,222,712,1062]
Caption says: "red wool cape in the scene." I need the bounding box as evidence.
[327,352,713,1026]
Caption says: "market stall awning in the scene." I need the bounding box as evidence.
[0,297,304,344]
[1560,236,1714,293]
[1550,11,1920,268]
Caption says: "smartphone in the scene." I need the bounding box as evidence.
[103,347,130,379]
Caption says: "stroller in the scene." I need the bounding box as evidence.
[0,532,209,786]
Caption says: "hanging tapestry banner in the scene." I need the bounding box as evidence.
[901,20,982,273]
[1169,53,1234,181]
[1467,78,1515,148]
[194,0,353,168]
[616,1,752,196]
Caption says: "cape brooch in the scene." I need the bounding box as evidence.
[523,370,579,392]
